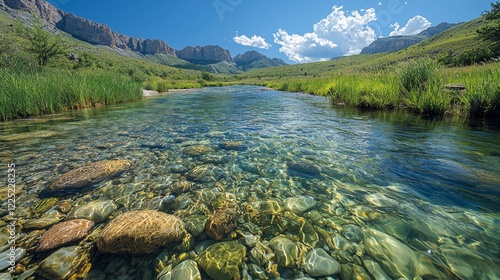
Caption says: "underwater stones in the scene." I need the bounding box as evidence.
[184,215,208,237]
[23,211,65,229]
[303,248,341,277]
[363,259,391,280]
[269,236,299,268]
[31,197,59,214]
[284,195,317,215]
[36,246,90,280]
[97,210,186,255]
[187,164,215,182]
[36,219,94,252]
[47,160,132,190]
[158,259,201,280]
[170,181,195,195]
[362,228,417,279]
[219,141,245,150]
[260,198,283,214]
[197,242,247,280]
[67,200,117,223]
[341,263,372,280]
[205,208,239,241]
[183,145,214,157]
[287,160,321,177]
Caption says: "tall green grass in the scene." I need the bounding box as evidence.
[0,65,142,121]
[266,60,500,118]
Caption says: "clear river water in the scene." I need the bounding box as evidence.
[0,86,499,279]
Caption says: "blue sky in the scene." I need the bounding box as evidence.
[47,0,492,63]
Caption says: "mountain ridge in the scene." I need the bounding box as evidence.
[360,22,458,54]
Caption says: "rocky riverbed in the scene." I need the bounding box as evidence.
[0,87,498,280]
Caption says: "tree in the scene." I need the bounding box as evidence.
[477,1,500,52]
[16,17,66,66]
[201,71,215,81]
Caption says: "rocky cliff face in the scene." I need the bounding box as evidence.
[360,22,458,55]
[176,45,233,64]
[4,0,62,24]
[360,36,424,54]
[4,0,176,55]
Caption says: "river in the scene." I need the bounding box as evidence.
[0,86,499,279]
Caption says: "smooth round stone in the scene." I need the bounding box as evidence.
[67,200,117,223]
[284,195,317,214]
[36,219,95,252]
[287,160,321,177]
[36,246,90,280]
[303,248,341,277]
[158,259,201,280]
[362,228,417,279]
[97,210,186,255]
[342,225,363,243]
[341,263,372,280]
[23,211,65,229]
[47,160,132,190]
[269,236,299,268]
[0,248,26,271]
[184,215,208,237]
[194,240,217,255]
[197,242,247,280]
[248,263,268,280]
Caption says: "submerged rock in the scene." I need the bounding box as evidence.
[97,210,186,255]
[159,259,201,280]
[269,236,299,268]
[184,215,208,237]
[47,160,132,190]
[67,200,117,223]
[170,181,195,195]
[36,246,90,280]
[197,242,246,280]
[183,145,214,157]
[0,248,26,271]
[287,160,321,177]
[303,248,341,277]
[362,228,417,279]
[284,195,317,214]
[23,211,65,229]
[205,207,239,241]
[36,219,94,252]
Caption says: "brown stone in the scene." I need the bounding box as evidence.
[48,160,132,190]
[97,210,186,255]
[205,208,239,241]
[36,219,94,252]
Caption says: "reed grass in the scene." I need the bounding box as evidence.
[0,66,142,121]
[266,61,500,118]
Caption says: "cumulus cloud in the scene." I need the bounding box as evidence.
[233,34,272,49]
[389,15,431,36]
[273,6,377,63]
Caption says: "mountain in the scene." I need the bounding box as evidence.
[234,51,287,71]
[360,22,458,54]
[176,45,233,64]
[3,0,176,55]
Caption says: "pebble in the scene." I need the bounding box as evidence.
[67,200,117,223]
[303,248,341,277]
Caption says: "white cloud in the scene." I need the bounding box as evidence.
[273,6,377,63]
[378,2,382,6]
[233,34,272,49]
[390,15,431,36]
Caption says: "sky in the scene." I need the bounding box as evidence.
[47,0,492,64]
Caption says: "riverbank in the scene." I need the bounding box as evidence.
[0,66,143,121]
[263,61,500,118]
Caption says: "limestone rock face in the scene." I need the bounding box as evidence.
[48,160,132,190]
[97,210,186,255]
[176,45,233,64]
[4,0,63,25]
[36,219,94,252]
[56,13,114,46]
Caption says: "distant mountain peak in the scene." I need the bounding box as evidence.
[361,22,458,55]
[234,51,287,71]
